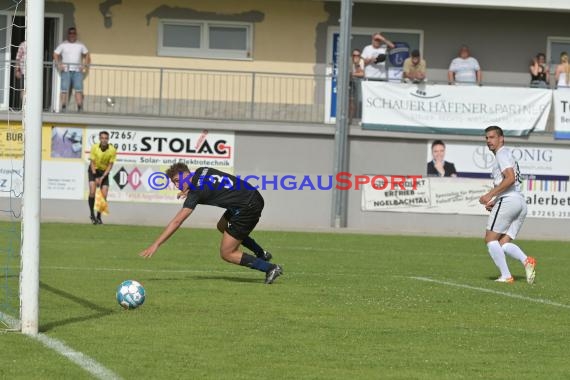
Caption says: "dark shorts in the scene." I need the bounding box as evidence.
[222,191,264,241]
[88,169,110,187]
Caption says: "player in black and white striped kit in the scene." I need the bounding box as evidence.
[479,126,536,284]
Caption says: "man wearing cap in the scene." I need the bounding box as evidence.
[362,32,395,80]
[402,49,427,83]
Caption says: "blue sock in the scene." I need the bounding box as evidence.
[242,236,265,257]
[239,253,272,272]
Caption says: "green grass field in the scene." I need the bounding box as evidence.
[1,222,569,379]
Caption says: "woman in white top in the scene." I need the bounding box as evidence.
[555,52,570,89]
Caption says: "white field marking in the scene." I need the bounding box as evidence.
[0,310,21,330]
[411,276,570,310]
[0,313,121,380]
[33,334,122,380]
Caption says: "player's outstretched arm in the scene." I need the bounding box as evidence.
[139,207,193,258]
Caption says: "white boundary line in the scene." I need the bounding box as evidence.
[0,312,121,380]
[33,334,122,380]
[410,276,570,310]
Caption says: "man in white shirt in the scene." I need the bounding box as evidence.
[53,27,91,112]
[479,126,536,284]
[448,45,481,85]
[361,32,395,80]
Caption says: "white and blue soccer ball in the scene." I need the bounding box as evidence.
[116,280,146,310]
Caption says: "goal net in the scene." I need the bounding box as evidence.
[0,0,25,331]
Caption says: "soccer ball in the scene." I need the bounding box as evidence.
[116,280,146,309]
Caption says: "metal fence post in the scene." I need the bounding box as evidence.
[158,68,164,116]
[250,72,256,119]
[331,0,352,228]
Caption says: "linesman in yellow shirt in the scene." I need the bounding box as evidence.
[88,131,117,224]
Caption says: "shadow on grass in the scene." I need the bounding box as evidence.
[486,275,525,282]
[39,281,115,332]
[191,275,262,284]
[143,274,262,284]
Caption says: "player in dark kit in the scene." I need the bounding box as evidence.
[139,163,283,284]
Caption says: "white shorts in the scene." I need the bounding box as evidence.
[486,195,527,239]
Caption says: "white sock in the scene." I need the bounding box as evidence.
[502,242,527,264]
[487,240,511,278]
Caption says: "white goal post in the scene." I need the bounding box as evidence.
[20,0,45,335]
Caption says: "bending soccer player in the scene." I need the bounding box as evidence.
[479,126,536,284]
[139,163,283,285]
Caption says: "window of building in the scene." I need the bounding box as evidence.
[325,27,423,122]
[158,20,252,60]
[548,37,570,70]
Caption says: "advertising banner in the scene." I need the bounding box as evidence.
[524,179,570,218]
[84,128,234,168]
[0,122,23,159]
[41,161,85,200]
[0,160,23,198]
[105,164,179,204]
[362,82,551,136]
[0,124,86,200]
[1,125,236,204]
[362,177,570,219]
[426,141,570,180]
[553,90,570,139]
[362,177,490,215]
[85,128,235,203]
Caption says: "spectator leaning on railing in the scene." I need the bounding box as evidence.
[529,53,549,88]
[362,32,395,80]
[402,49,426,83]
[448,45,482,86]
[555,52,570,89]
[53,26,91,112]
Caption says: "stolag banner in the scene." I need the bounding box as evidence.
[84,128,235,203]
[361,82,551,136]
